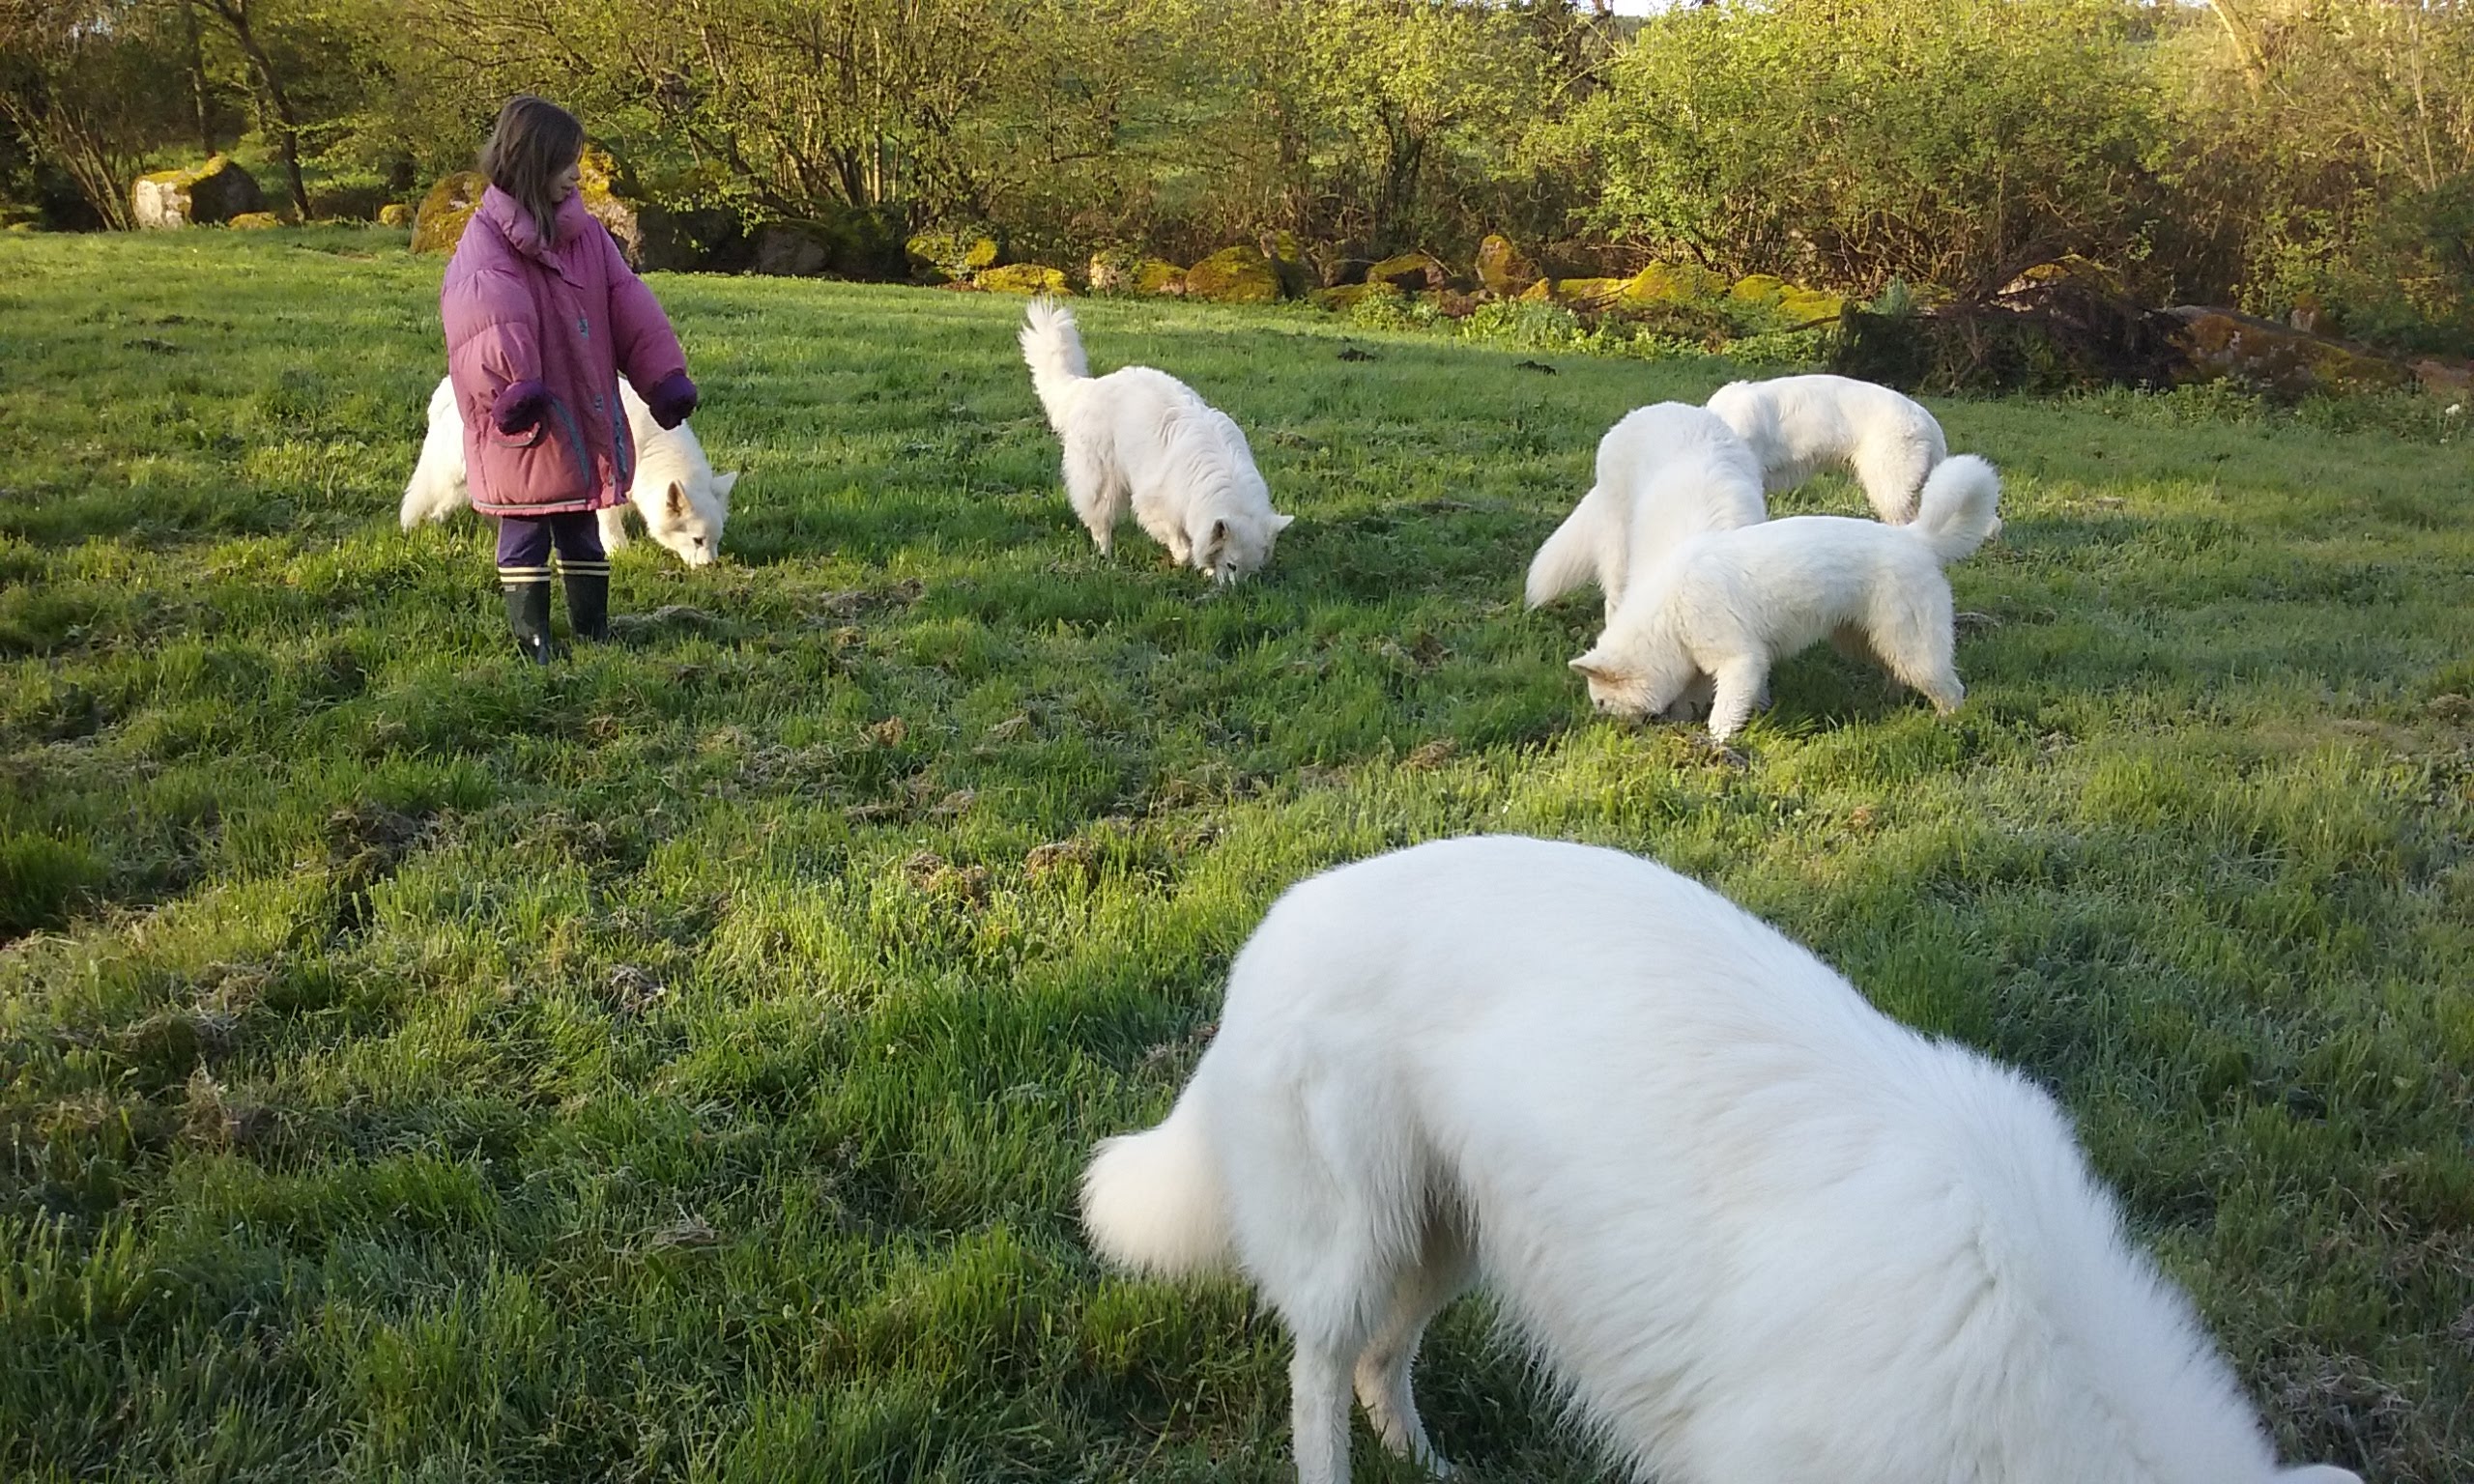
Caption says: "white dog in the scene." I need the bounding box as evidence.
[1707,373,1947,524]
[399,375,738,567]
[1572,454,2001,739]
[1019,299,1293,584]
[1082,835,2361,1484]
[1524,402,1768,621]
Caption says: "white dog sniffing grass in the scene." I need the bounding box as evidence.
[1019,299,1293,584]
[1571,453,2002,739]
[400,375,738,567]
[1707,372,1947,524]
[1524,402,1768,621]
[1081,835,2363,1484]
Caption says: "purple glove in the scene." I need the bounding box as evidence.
[644,370,699,430]
[491,379,548,437]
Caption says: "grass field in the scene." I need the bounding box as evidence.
[1,225,2469,1483]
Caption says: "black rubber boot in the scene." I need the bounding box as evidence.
[503,580,557,665]
[561,561,611,642]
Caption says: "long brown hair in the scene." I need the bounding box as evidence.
[477,96,584,245]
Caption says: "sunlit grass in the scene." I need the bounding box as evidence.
[1,226,2467,1482]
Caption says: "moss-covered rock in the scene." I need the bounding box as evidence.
[1136,259,1187,297]
[1264,231,1313,298]
[131,155,265,229]
[1475,234,1541,297]
[1534,276,1630,310]
[1087,248,1141,295]
[411,171,486,255]
[1728,273,1788,306]
[1623,262,1726,305]
[976,262,1071,296]
[906,225,1007,279]
[1309,282,1396,313]
[228,212,281,231]
[1184,245,1282,303]
[377,203,413,228]
[571,146,652,265]
[2001,254,2125,299]
[2169,307,2416,398]
[1776,286,1848,325]
[1367,250,1451,293]
[414,150,679,267]
[746,208,910,280]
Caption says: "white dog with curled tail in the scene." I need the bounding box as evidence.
[1571,453,2003,738]
[1019,299,1293,584]
[400,375,738,567]
[1524,401,1769,623]
[1707,372,1948,524]
[1081,835,2365,1484]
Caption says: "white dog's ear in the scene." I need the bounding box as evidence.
[1272,511,1295,531]
[1203,517,1229,560]
[664,481,689,520]
[712,470,740,504]
[1569,651,1616,684]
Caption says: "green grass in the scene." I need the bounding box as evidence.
[2,224,2469,1483]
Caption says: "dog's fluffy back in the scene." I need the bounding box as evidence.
[1089,836,2351,1484]
[1708,373,1947,524]
[1525,403,1766,610]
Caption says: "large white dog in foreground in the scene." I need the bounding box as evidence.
[1020,299,1293,584]
[1082,836,2359,1484]
[399,375,737,567]
[1707,372,1947,523]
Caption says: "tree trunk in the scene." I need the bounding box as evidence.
[180,0,215,157]
[201,0,310,219]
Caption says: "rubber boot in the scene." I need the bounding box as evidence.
[561,560,611,642]
[503,580,557,665]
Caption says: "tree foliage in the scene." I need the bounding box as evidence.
[2,0,2470,353]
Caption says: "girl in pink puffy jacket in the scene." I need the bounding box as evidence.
[441,96,699,662]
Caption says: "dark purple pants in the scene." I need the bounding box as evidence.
[495,511,607,588]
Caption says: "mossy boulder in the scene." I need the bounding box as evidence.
[1264,231,1313,298]
[1087,248,1141,295]
[1623,262,1726,305]
[906,225,1007,279]
[413,149,668,266]
[2169,306,2416,398]
[1534,276,1630,310]
[1367,250,1451,293]
[571,147,654,266]
[377,203,414,228]
[131,155,265,229]
[1309,282,1395,313]
[1184,244,1282,303]
[1776,286,1848,325]
[1728,273,1789,307]
[411,171,486,254]
[228,212,281,231]
[2001,255,2125,299]
[977,262,1071,296]
[1475,234,1541,297]
[748,207,910,280]
[1136,259,1187,297]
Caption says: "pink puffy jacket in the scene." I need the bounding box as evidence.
[441,186,686,516]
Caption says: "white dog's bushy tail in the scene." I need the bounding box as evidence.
[1525,493,1605,609]
[1080,1098,1231,1277]
[400,376,469,530]
[1019,298,1090,431]
[1909,453,2002,565]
